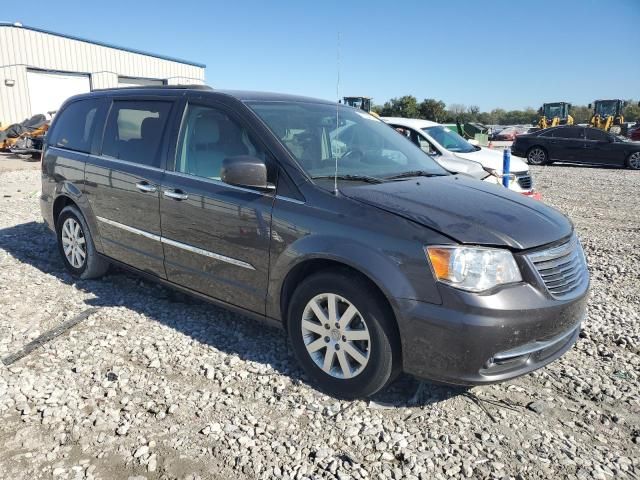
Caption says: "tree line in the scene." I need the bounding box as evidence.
[372,96,640,125]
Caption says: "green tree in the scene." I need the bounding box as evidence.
[623,100,640,122]
[446,103,468,123]
[570,105,592,124]
[418,99,446,122]
[467,105,480,120]
[378,95,420,118]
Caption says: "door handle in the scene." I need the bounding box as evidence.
[163,189,189,201]
[136,181,157,193]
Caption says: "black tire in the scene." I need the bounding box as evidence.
[626,151,640,170]
[287,270,400,399]
[56,205,109,279]
[526,146,549,165]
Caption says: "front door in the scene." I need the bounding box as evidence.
[583,128,622,165]
[159,100,275,314]
[85,97,177,278]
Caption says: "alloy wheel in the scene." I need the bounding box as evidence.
[528,148,546,165]
[61,217,87,269]
[300,293,371,379]
[629,152,640,170]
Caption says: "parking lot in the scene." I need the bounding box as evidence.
[0,157,638,479]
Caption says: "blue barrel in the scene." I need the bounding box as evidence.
[502,147,511,188]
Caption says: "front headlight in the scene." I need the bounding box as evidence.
[425,245,522,292]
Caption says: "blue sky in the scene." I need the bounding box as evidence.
[9,0,640,110]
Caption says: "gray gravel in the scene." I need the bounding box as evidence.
[0,163,638,480]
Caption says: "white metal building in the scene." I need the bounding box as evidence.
[0,22,206,124]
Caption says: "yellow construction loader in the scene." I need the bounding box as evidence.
[589,99,628,135]
[537,102,574,129]
[342,96,380,118]
[342,96,372,112]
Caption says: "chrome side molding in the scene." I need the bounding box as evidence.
[95,216,255,270]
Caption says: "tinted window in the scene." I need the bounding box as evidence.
[175,104,266,180]
[585,128,610,141]
[102,100,172,167]
[552,127,584,139]
[48,99,101,153]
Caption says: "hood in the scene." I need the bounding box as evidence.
[436,153,487,180]
[454,147,529,174]
[341,175,571,250]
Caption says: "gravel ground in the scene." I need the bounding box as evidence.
[0,162,638,480]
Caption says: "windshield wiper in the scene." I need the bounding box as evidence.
[311,174,383,184]
[385,170,446,180]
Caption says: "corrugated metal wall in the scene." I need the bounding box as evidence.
[0,25,205,124]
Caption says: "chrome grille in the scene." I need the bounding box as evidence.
[527,235,588,299]
[517,174,533,190]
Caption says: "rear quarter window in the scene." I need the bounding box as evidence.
[48,99,103,153]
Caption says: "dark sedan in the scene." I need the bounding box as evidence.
[512,126,640,169]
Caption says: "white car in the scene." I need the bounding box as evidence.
[383,117,534,195]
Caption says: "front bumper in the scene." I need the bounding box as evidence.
[396,280,588,385]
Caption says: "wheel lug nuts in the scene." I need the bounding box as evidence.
[335,344,340,350]
[342,336,346,342]
[324,324,330,329]
[324,336,330,342]
[334,323,340,329]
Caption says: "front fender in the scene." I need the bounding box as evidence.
[266,233,442,321]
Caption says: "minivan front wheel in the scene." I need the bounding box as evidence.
[527,147,548,165]
[288,271,399,399]
[56,205,109,279]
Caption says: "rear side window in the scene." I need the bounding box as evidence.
[48,99,101,153]
[551,127,584,139]
[102,100,172,167]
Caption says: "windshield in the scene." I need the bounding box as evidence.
[595,101,618,117]
[544,104,565,119]
[422,126,476,153]
[248,101,447,180]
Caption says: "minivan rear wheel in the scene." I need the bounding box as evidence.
[56,205,109,279]
[287,270,399,399]
[527,147,548,165]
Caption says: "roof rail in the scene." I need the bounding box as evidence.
[93,84,213,92]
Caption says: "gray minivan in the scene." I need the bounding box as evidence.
[41,86,589,398]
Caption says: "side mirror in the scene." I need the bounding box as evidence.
[221,155,275,192]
